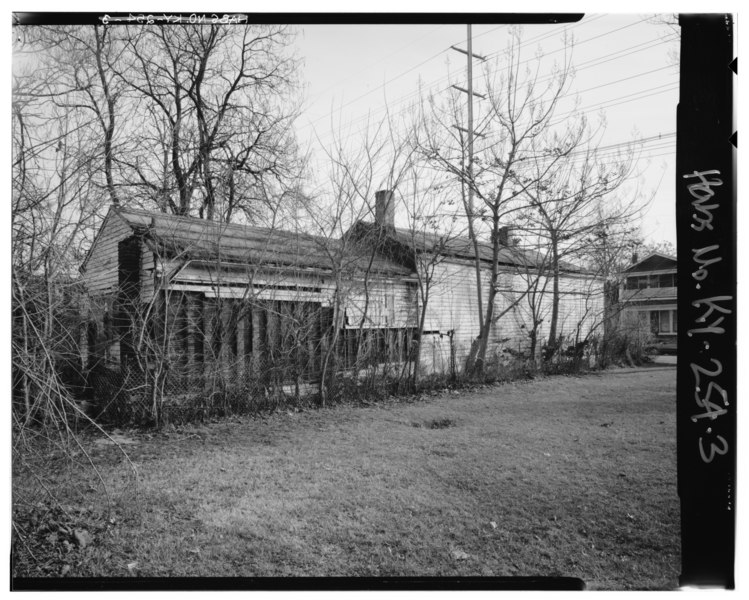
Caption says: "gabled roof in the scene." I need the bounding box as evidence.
[351,221,589,274]
[623,252,677,273]
[83,206,592,279]
[85,206,412,276]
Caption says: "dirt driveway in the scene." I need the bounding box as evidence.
[14,366,679,589]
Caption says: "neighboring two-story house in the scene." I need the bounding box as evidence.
[619,252,677,352]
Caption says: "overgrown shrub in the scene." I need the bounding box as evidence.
[71,320,645,429]
[595,321,654,368]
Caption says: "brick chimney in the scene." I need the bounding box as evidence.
[375,190,395,229]
[498,225,512,246]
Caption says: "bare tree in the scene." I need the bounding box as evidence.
[397,165,464,387]
[12,67,108,426]
[303,110,418,402]
[114,23,304,222]
[11,19,309,431]
[16,23,305,224]
[510,244,553,362]
[15,25,133,210]
[514,134,636,356]
[12,66,138,558]
[418,29,586,372]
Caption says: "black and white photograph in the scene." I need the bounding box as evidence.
[10,8,736,591]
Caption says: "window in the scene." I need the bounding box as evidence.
[626,276,649,290]
[639,309,676,335]
[658,273,675,288]
[657,310,677,334]
[645,309,677,334]
[627,273,676,289]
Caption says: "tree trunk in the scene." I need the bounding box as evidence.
[411,292,429,391]
[547,234,561,355]
[94,25,119,206]
[529,326,538,361]
[318,280,343,407]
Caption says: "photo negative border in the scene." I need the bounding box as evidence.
[676,13,736,590]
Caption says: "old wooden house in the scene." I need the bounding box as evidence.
[80,202,416,396]
[80,191,603,399]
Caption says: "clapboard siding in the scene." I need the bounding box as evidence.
[419,260,604,370]
[140,245,156,302]
[81,212,134,296]
[344,279,417,329]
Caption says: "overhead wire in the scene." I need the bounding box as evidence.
[395,134,676,204]
[297,14,612,142]
[468,80,679,154]
[301,24,451,109]
[294,15,679,213]
[302,26,678,154]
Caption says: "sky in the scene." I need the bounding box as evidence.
[291,14,680,246]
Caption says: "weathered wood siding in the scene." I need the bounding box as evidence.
[418,259,605,372]
[81,211,140,367]
[81,211,135,296]
[343,279,417,329]
[156,260,330,304]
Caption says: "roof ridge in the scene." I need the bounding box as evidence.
[117,206,329,242]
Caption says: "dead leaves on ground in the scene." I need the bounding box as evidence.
[12,501,109,577]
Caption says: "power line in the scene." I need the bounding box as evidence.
[303,29,678,152]
[469,81,679,153]
[297,14,618,141]
[302,84,678,188]
[302,24,450,109]
[543,84,678,134]
[403,142,676,201]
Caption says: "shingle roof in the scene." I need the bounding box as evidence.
[352,221,588,274]
[85,206,590,278]
[114,208,412,276]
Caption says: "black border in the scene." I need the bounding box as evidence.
[13,12,584,26]
[11,575,585,591]
[675,13,736,589]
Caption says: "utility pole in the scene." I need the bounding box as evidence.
[451,26,487,222]
[451,24,487,330]
[466,25,476,227]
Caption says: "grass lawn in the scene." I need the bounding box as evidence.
[12,366,679,589]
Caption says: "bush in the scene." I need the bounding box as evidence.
[595,323,654,368]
